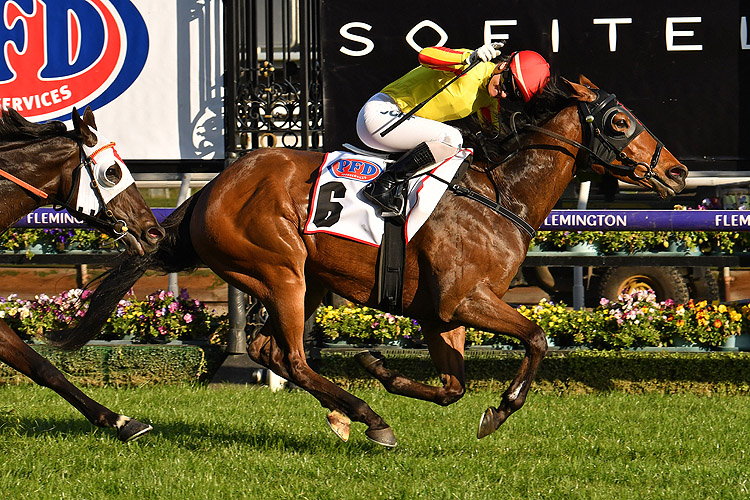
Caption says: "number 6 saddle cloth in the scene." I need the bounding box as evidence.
[304,148,472,246]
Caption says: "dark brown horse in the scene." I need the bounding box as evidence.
[59,77,687,446]
[0,107,165,441]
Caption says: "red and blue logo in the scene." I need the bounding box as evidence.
[330,158,382,182]
[0,0,148,121]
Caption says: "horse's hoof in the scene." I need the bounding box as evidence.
[326,410,351,442]
[354,350,383,370]
[117,417,153,443]
[477,407,498,439]
[365,426,397,448]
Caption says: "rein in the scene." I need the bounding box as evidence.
[515,90,664,181]
[433,88,665,240]
[427,171,536,238]
[0,139,129,238]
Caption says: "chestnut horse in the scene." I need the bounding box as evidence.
[58,77,687,446]
[0,107,165,442]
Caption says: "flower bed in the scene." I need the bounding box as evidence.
[2,226,748,258]
[0,288,227,344]
[2,288,749,351]
[0,228,114,257]
[316,290,750,351]
[531,230,745,255]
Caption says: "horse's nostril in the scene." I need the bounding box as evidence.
[147,227,165,240]
[669,166,687,180]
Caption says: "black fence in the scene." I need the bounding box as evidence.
[223,0,324,156]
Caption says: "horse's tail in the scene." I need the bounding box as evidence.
[46,195,203,350]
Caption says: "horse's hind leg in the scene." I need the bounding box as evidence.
[0,320,151,442]
[355,323,466,406]
[246,281,397,447]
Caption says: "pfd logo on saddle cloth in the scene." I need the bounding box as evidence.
[305,149,472,246]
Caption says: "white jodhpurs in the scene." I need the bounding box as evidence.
[356,93,463,163]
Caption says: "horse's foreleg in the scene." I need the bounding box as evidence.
[355,323,466,406]
[0,320,151,442]
[452,288,547,439]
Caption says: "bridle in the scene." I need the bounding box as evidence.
[0,138,130,238]
[428,87,667,240]
[513,88,664,181]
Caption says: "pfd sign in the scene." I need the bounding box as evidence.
[0,0,148,121]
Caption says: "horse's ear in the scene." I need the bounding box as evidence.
[72,106,97,146]
[578,75,599,89]
[81,106,97,130]
[561,76,598,102]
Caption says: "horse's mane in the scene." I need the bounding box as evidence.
[456,76,577,162]
[0,108,67,142]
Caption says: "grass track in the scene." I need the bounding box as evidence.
[0,384,748,499]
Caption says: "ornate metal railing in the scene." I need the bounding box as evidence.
[224,0,323,156]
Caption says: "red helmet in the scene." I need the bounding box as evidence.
[509,50,550,102]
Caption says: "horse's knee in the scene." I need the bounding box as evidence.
[435,377,465,406]
[530,327,548,357]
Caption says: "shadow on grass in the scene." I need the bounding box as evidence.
[0,415,380,453]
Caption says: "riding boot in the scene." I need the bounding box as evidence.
[362,142,435,221]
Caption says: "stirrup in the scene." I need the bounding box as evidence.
[378,196,407,223]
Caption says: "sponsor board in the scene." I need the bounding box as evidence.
[0,0,223,160]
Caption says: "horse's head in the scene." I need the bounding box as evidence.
[564,76,688,199]
[71,107,165,255]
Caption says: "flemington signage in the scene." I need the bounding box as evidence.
[321,0,750,170]
[540,210,750,231]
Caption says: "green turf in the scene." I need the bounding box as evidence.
[0,385,748,499]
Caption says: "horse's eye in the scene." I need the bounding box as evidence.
[100,164,122,187]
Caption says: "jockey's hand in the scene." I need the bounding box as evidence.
[467,41,505,65]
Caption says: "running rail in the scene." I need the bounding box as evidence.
[13,208,750,231]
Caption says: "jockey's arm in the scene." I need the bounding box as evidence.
[418,47,472,72]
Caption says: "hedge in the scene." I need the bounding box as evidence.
[4,346,750,395]
[0,345,224,386]
[318,349,750,395]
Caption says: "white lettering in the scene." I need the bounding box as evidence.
[716,214,750,227]
[483,20,516,45]
[742,17,750,50]
[551,19,560,53]
[593,18,633,52]
[50,89,60,104]
[59,85,72,100]
[666,17,703,51]
[40,92,51,106]
[11,97,21,109]
[405,20,448,52]
[339,22,374,57]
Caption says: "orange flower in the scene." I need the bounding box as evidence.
[714,319,723,328]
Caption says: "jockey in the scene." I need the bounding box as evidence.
[357,45,550,220]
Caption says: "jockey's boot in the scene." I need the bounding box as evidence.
[362,142,435,222]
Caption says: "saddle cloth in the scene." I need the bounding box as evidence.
[304,149,472,246]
